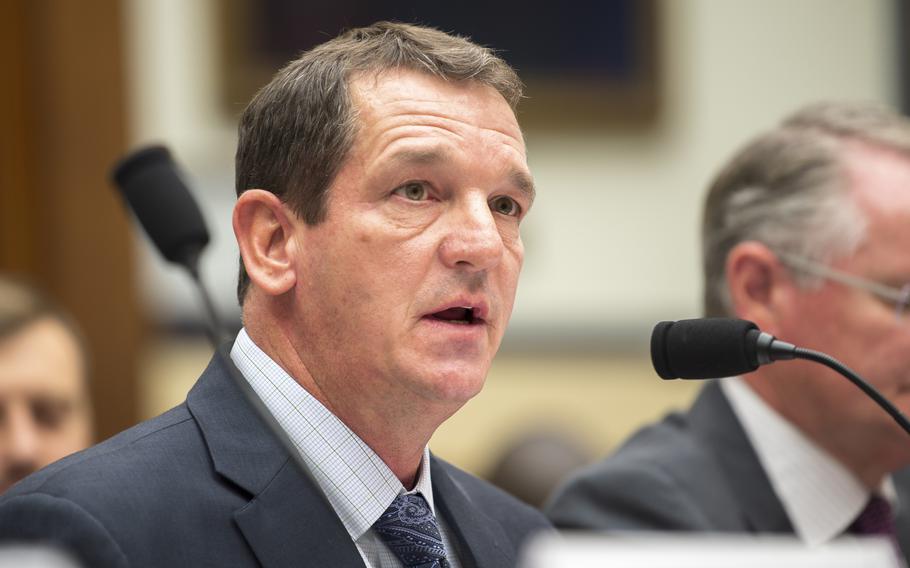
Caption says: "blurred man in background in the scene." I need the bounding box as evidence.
[0,276,92,494]
[0,22,549,567]
[547,102,910,561]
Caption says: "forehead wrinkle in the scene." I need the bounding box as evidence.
[368,107,523,147]
[362,120,465,166]
[386,147,450,167]
[387,107,522,145]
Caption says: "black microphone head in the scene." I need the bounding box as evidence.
[111,145,210,269]
[651,318,760,380]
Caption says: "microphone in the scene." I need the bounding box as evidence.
[650,318,795,380]
[111,146,210,273]
[651,317,910,437]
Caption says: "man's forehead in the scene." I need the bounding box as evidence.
[0,320,85,380]
[836,152,910,278]
[844,143,910,204]
[348,69,523,138]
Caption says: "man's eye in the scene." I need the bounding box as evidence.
[31,399,70,430]
[490,196,521,217]
[393,182,429,201]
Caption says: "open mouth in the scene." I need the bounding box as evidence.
[428,307,481,325]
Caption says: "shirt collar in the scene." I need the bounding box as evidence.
[230,328,436,540]
[721,377,895,545]
[411,445,436,512]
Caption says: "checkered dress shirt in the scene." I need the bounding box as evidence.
[231,329,462,567]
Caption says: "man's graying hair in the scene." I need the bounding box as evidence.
[702,101,910,317]
[234,21,524,305]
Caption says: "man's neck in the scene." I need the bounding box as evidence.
[743,371,890,490]
[243,317,447,487]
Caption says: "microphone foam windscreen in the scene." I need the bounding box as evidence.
[651,318,759,380]
[111,146,210,266]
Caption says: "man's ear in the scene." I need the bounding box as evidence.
[725,241,794,334]
[233,190,298,297]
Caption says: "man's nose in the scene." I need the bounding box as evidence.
[438,197,504,272]
[5,404,40,469]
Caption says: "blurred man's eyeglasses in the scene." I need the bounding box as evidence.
[777,252,910,321]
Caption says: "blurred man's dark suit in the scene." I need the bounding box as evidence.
[546,381,910,562]
[0,355,549,567]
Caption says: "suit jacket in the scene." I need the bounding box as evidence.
[0,354,550,567]
[545,381,910,561]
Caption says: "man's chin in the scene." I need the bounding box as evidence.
[401,365,488,406]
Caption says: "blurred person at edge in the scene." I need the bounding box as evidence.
[0,276,92,493]
[547,102,910,562]
[0,21,550,568]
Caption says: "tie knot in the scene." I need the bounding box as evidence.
[374,493,449,568]
[850,495,895,537]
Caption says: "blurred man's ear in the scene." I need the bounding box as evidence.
[232,190,298,297]
[725,241,797,336]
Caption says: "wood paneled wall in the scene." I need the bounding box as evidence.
[0,0,143,441]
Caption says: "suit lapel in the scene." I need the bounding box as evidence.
[233,458,365,568]
[689,381,794,533]
[695,381,910,566]
[186,353,364,568]
[431,458,512,568]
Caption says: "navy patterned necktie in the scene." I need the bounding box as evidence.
[373,493,449,568]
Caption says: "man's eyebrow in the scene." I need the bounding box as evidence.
[510,170,536,204]
[386,148,536,202]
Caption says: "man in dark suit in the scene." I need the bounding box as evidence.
[547,102,910,561]
[0,22,549,567]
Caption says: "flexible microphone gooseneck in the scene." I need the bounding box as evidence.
[651,318,910,437]
[110,145,334,512]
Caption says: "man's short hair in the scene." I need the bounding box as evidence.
[702,101,910,317]
[0,275,88,380]
[234,21,524,305]
[0,277,73,340]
